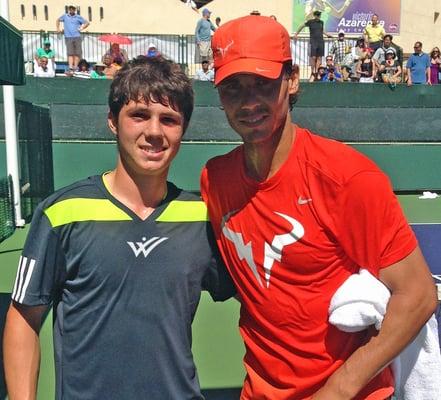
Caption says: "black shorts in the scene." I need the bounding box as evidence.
[309,40,324,57]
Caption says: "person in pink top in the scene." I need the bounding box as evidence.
[429,47,441,84]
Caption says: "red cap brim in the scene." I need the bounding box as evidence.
[214,58,284,85]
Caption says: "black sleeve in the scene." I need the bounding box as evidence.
[202,223,236,302]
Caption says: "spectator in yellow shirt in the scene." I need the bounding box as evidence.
[363,14,385,53]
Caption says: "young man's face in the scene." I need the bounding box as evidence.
[217,71,298,145]
[108,99,184,177]
[68,7,76,15]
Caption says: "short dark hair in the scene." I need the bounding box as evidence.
[68,5,76,10]
[108,56,194,133]
[282,62,299,111]
[383,34,393,41]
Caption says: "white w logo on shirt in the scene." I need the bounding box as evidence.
[127,236,168,258]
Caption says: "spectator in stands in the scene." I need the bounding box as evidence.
[73,59,91,79]
[340,65,353,81]
[373,34,397,68]
[379,50,402,87]
[294,10,332,80]
[323,66,343,82]
[250,10,261,16]
[309,65,327,82]
[356,51,376,83]
[56,5,89,72]
[35,39,55,63]
[103,43,128,65]
[215,17,221,28]
[102,54,120,79]
[329,31,350,68]
[363,14,385,53]
[324,55,342,79]
[90,62,107,79]
[195,60,214,81]
[195,8,216,62]
[33,57,55,78]
[146,43,161,58]
[406,41,431,86]
[350,38,368,79]
[429,47,441,85]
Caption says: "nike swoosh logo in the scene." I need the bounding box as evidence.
[255,67,271,73]
[298,196,312,205]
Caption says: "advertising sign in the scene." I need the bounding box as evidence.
[293,0,401,34]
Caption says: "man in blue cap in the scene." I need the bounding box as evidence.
[195,8,216,62]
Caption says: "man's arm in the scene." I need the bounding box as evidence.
[3,302,48,400]
[426,57,431,84]
[195,19,202,43]
[293,23,306,39]
[406,67,412,86]
[79,18,89,31]
[55,16,62,33]
[312,246,437,400]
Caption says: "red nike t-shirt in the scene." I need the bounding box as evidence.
[200,127,417,400]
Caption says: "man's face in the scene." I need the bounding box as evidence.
[40,58,48,68]
[202,62,209,72]
[414,43,422,54]
[325,57,334,67]
[338,35,344,42]
[371,15,378,25]
[68,7,76,15]
[108,99,184,178]
[217,71,298,145]
[383,37,391,47]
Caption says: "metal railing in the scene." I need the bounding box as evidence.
[24,31,364,79]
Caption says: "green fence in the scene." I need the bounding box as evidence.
[0,176,14,243]
[0,101,53,241]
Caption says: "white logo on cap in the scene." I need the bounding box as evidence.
[216,40,234,58]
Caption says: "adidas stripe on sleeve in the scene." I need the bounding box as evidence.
[11,203,65,306]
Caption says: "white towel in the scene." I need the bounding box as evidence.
[329,269,441,400]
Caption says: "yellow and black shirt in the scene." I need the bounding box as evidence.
[12,175,235,400]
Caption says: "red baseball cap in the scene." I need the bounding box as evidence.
[211,15,292,85]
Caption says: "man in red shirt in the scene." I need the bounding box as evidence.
[200,15,437,400]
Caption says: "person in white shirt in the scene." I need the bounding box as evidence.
[194,60,214,81]
[34,57,55,78]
